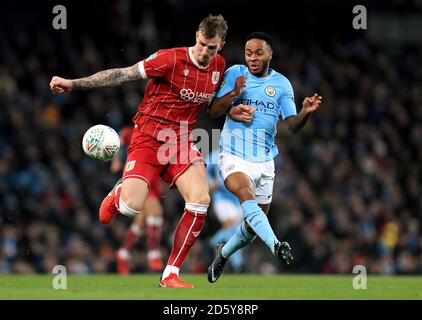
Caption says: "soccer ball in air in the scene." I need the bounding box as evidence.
[82,125,120,161]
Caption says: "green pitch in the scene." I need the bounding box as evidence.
[0,274,421,300]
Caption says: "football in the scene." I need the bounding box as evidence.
[82,124,120,161]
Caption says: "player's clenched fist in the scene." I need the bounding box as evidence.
[50,76,73,93]
[229,104,255,122]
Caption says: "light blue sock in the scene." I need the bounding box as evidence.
[241,199,279,254]
[222,222,256,258]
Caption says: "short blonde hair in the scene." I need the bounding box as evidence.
[198,14,228,41]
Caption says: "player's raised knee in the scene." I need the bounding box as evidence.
[119,195,143,218]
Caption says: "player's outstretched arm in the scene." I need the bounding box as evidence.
[208,75,247,119]
[50,63,142,93]
[285,93,322,133]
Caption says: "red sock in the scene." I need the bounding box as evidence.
[122,224,143,252]
[146,216,163,256]
[114,184,122,210]
[167,208,206,268]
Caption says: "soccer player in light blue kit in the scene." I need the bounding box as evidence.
[206,149,244,272]
[207,32,322,283]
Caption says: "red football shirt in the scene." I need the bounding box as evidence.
[133,47,225,140]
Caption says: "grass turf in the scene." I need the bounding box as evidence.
[0,274,421,300]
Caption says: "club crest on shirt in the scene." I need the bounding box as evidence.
[125,160,136,172]
[265,86,276,97]
[212,71,220,85]
[183,69,189,76]
[225,164,235,172]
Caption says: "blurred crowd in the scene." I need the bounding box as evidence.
[1,1,422,275]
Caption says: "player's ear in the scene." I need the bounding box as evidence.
[219,41,225,51]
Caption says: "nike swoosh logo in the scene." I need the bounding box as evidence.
[248,214,259,224]
[211,268,216,282]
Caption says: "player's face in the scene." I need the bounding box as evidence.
[245,39,272,76]
[194,31,225,67]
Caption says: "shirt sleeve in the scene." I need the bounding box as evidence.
[278,77,297,119]
[214,65,240,99]
[138,49,174,80]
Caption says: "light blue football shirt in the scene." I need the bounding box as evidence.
[216,64,297,162]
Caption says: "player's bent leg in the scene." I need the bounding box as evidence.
[224,172,291,262]
[160,162,210,288]
[99,177,149,224]
[224,172,256,203]
[119,178,149,217]
[243,203,270,235]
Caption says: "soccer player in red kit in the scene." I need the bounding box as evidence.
[50,15,230,288]
[111,126,164,274]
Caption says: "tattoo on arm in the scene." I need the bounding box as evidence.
[72,63,141,89]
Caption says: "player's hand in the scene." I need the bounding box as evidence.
[302,93,322,113]
[229,104,255,122]
[50,76,73,94]
[233,75,247,95]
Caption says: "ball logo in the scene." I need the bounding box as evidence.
[86,137,97,152]
[265,86,276,97]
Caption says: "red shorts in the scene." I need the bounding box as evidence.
[122,129,204,188]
